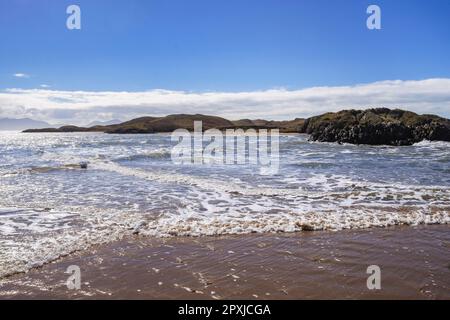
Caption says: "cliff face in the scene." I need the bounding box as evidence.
[302,108,450,145]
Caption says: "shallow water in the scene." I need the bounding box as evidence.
[0,131,449,278]
[2,225,449,299]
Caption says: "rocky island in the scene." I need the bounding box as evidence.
[302,108,450,146]
[23,108,450,146]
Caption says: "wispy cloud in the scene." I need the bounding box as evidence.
[40,84,51,88]
[1,78,449,125]
[13,73,30,79]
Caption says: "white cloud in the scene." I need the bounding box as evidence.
[13,73,30,79]
[0,78,449,125]
[40,84,51,88]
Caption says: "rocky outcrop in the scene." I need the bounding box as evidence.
[302,108,450,145]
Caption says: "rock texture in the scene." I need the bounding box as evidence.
[302,108,450,145]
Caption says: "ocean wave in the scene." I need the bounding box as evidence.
[0,202,448,280]
[0,206,140,279]
[1,164,88,177]
[113,149,172,162]
[413,140,450,147]
[138,206,450,237]
[89,161,449,200]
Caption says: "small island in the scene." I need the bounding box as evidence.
[23,108,450,146]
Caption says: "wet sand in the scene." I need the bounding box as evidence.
[0,224,449,299]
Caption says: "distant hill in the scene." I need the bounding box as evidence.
[23,114,303,134]
[0,118,54,131]
[107,114,235,134]
[231,118,305,132]
[86,119,123,127]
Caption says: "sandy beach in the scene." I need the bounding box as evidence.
[1,224,449,300]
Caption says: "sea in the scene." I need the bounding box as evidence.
[0,131,449,278]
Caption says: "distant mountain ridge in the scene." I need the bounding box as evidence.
[0,118,54,131]
[86,119,123,127]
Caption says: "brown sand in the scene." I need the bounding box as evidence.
[0,224,449,299]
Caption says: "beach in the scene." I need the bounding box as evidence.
[1,224,449,299]
[1,0,450,305]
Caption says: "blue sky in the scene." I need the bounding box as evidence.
[0,0,449,123]
[1,0,449,91]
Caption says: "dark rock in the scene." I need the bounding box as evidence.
[132,221,148,235]
[79,162,88,169]
[296,222,316,231]
[302,108,450,146]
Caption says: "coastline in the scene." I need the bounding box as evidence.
[1,224,449,300]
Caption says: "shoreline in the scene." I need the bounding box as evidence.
[1,224,449,299]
